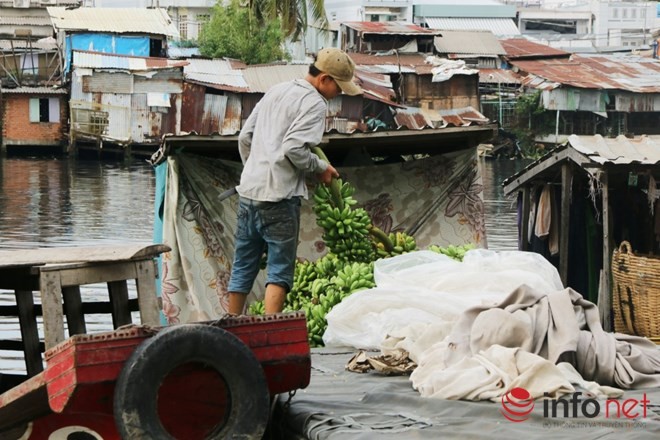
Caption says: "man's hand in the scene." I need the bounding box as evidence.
[317,164,339,185]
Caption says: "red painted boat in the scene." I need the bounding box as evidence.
[0,312,311,439]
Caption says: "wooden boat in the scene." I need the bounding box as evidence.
[0,244,311,439]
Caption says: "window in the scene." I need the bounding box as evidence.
[613,8,618,19]
[29,98,59,123]
[179,14,188,40]
[631,9,636,19]
[622,9,628,19]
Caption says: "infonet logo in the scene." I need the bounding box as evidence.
[500,387,535,422]
[500,387,650,423]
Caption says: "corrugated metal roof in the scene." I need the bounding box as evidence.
[342,21,439,35]
[393,106,489,129]
[47,7,179,38]
[567,134,660,166]
[478,68,521,84]
[242,65,308,93]
[0,16,53,26]
[424,17,520,37]
[501,38,570,59]
[434,30,505,55]
[183,58,249,91]
[502,134,660,194]
[72,50,188,71]
[0,38,57,50]
[347,53,429,75]
[1,86,67,95]
[512,54,660,93]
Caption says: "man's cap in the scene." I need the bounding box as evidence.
[314,48,362,96]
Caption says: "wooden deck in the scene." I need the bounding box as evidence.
[0,243,169,378]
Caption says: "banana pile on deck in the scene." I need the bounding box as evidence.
[248,176,475,347]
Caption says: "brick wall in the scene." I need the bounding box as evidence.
[1,95,67,146]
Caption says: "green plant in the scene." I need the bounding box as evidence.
[199,0,289,64]
[511,90,556,159]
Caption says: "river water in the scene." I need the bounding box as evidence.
[0,155,528,372]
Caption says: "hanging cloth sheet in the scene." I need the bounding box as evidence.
[157,150,486,324]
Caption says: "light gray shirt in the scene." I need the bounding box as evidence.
[236,79,329,202]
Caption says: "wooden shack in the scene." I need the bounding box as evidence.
[502,134,660,331]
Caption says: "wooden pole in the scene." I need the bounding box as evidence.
[559,163,572,286]
[600,171,612,331]
[520,187,530,251]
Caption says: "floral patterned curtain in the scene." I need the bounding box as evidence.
[159,150,485,324]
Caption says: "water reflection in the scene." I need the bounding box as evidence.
[480,157,533,251]
[0,157,155,248]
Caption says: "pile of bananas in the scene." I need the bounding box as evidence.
[376,231,417,258]
[428,243,476,261]
[312,179,375,263]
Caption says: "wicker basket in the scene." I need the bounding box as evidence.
[611,241,660,341]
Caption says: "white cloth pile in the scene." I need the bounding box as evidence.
[323,250,660,401]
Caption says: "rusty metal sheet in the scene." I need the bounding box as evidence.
[512,54,660,93]
[159,94,179,137]
[222,94,242,135]
[501,38,570,59]
[201,94,227,135]
[478,69,521,84]
[181,82,206,133]
[342,22,438,35]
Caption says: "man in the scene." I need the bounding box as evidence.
[227,48,362,315]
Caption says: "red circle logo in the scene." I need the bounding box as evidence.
[500,387,535,422]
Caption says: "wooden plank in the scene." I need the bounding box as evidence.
[108,280,132,328]
[600,171,612,332]
[62,286,86,336]
[39,271,65,350]
[0,340,45,352]
[0,299,139,317]
[135,260,160,326]
[0,372,50,431]
[51,262,138,286]
[559,163,572,287]
[14,290,43,376]
[520,187,530,251]
[0,244,170,268]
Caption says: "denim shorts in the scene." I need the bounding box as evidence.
[227,196,301,294]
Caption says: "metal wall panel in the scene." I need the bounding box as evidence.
[134,70,183,94]
[222,93,242,136]
[83,72,133,94]
[100,93,131,142]
[201,94,227,134]
[131,93,149,143]
[181,82,206,133]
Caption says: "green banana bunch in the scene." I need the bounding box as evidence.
[374,231,417,258]
[312,179,375,263]
[428,243,476,261]
[331,261,375,296]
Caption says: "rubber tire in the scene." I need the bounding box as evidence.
[113,323,270,439]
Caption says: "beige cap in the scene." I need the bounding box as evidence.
[314,48,362,96]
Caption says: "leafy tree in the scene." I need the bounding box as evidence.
[251,0,328,40]
[511,90,556,158]
[199,0,289,64]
